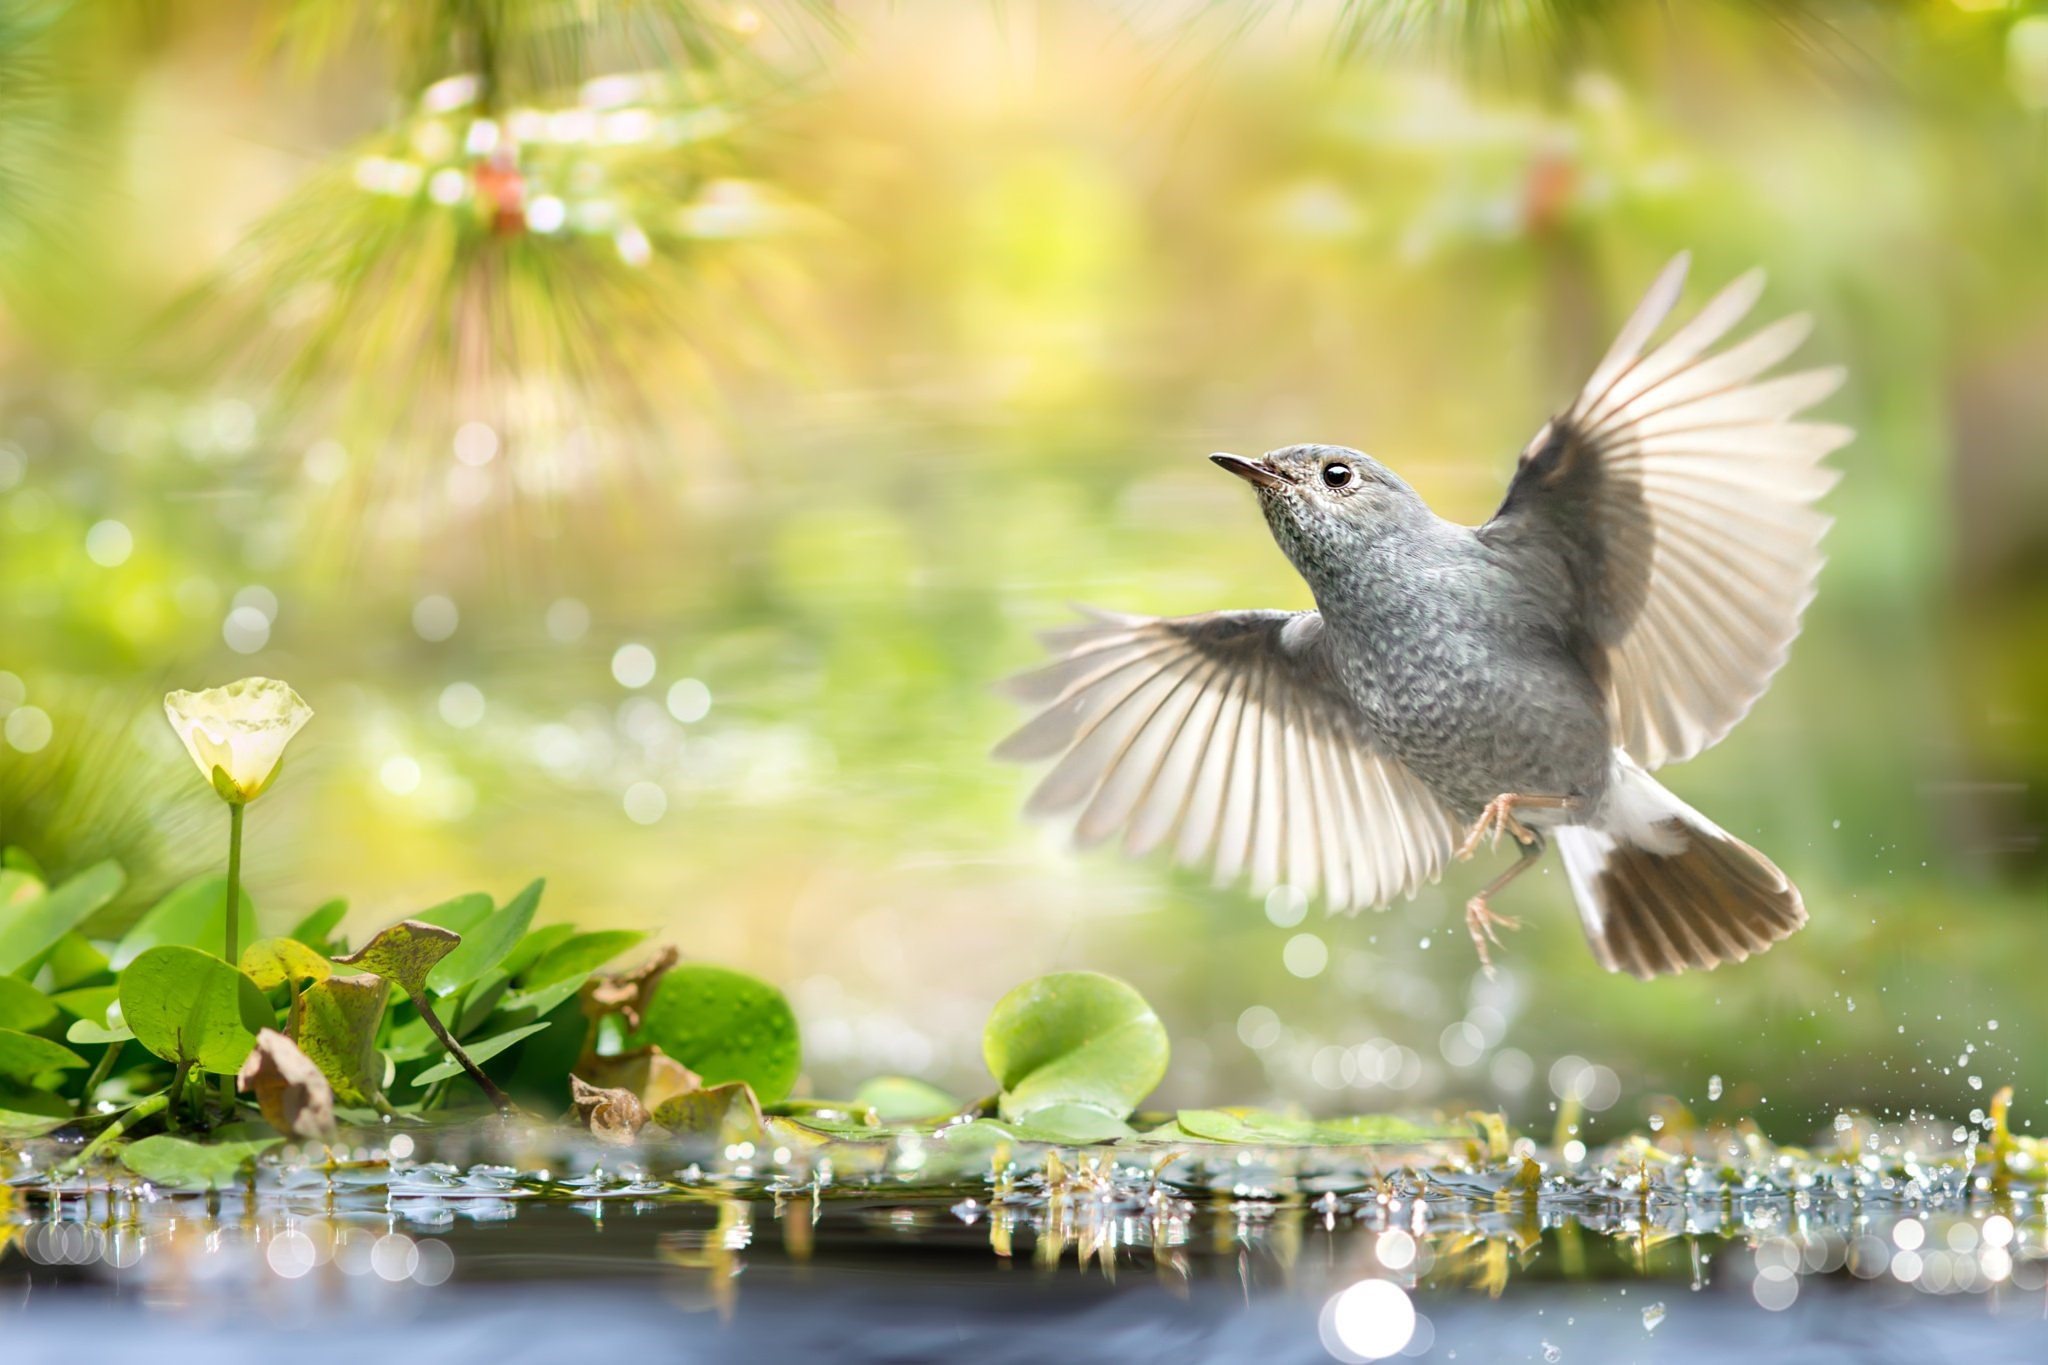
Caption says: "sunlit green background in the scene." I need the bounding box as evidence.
[3,0,2044,1140]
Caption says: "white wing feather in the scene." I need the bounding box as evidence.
[996,610,1458,910]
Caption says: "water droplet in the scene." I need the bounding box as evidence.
[1643,1302,1666,1332]
[1707,1075,1723,1102]
[1543,1343,1562,1362]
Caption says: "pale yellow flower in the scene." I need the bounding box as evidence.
[163,678,314,804]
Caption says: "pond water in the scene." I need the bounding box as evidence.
[7,1129,2048,1364]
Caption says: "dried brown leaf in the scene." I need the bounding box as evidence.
[237,1028,337,1142]
[582,945,678,1030]
[569,1075,649,1145]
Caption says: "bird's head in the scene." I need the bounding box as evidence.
[1210,444,1430,584]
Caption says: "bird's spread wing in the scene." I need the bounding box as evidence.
[1481,253,1850,770]
[995,608,1460,910]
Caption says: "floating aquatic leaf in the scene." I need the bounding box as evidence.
[1321,1113,1465,1143]
[288,973,390,1107]
[238,1028,337,1141]
[1166,1108,1425,1145]
[428,879,542,997]
[289,899,349,951]
[410,1021,550,1086]
[0,859,123,974]
[853,1075,962,1123]
[0,974,56,1032]
[333,919,461,998]
[635,964,801,1105]
[932,1114,1129,1147]
[983,971,1167,1130]
[117,946,272,1074]
[121,1132,282,1190]
[569,1075,649,1144]
[0,1026,86,1078]
[240,937,334,990]
[0,1083,72,1139]
[109,875,256,971]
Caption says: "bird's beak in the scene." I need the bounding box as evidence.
[1210,453,1291,491]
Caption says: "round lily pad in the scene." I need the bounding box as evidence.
[983,971,1168,1127]
[119,945,273,1075]
[636,964,801,1105]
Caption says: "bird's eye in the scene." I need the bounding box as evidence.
[1321,462,1353,489]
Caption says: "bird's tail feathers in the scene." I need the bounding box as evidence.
[1557,756,1805,980]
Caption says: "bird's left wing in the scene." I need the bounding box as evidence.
[1480,254,1850,770]
[995,608,1460,910]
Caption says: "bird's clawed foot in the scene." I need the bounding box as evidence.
[1465,896,1523,975]
[1456,793,1538,861]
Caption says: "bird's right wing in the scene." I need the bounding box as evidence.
[995,608,1460,911]
[1480,254,1850,769]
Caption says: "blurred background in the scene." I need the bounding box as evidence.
[2,0,2044,1141]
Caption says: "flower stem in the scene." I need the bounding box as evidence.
[76,1039,122,1113]
[411,990,513,1114]
[224,801,244,965]
[167,1059,192,1129]
[221,801,245,1110]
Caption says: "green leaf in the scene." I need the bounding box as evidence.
[0,1083,72,1139]
[333,919,461,998]
[0,860,123,975]
[636,964,802,1105]
[118,945,273,1074]
[498,923,576,980]
[427,879,542,997]
[853,1075,961,1123]
[53,984,119,1021]
[1320,1114,1464,1143]
[933,1115,1128,1147]
[240,937,334,991]
[410,1021,550,1086]
[414,892,493,936]
[1,847,45,878]
[66,1015,133,1045]
[1174,1108,1328,1145]
[0,1027,86,1077]
[498,972,589,1020]
[289,973,390,1107]
[0,975,56,1032]
[290,899,348,950]
[121,1133,282,1190]
[983,971,1167,1128]
[110,875,255,971]
[523,930,645,989]
[44,932,110,990]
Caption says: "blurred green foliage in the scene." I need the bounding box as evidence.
[0,0,2043,1140]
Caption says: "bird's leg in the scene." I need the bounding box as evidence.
[1455,793,1577,861]
[1465,841,1544,975]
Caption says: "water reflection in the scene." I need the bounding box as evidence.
[7,1130,2048,1348]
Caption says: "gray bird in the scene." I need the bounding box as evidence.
[996,255,1847,978]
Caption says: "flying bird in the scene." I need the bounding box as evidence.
[996,255,1846,978]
